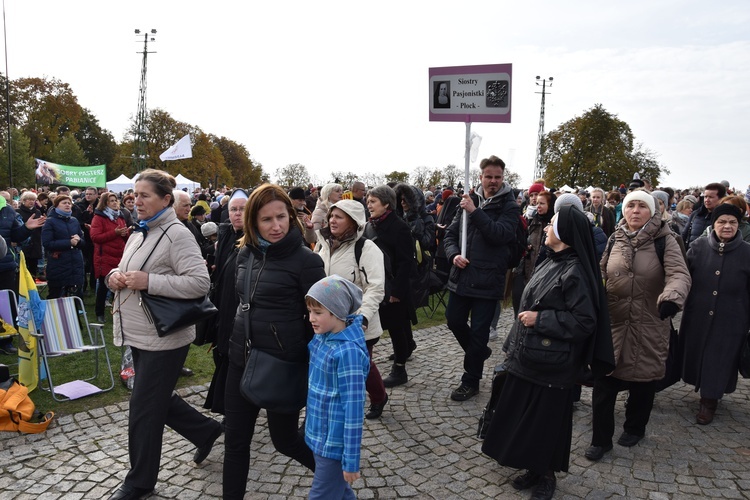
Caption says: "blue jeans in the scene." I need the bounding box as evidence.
[445,292,496,388]
[309,454,356,500]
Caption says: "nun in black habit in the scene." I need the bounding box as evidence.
[482,205,615,500]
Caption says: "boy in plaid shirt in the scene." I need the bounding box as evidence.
[305,275,370,499]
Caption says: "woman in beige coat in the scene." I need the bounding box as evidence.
[315,199,389,418]
[106,169,222,500]
[585,190,691,462]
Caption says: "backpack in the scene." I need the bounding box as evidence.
[354,235,394,306]
[0,378,55,433]
[507,214,529,269]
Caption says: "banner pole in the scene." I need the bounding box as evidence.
[461,121,471,257]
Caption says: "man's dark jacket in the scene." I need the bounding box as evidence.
[443,183,520,300]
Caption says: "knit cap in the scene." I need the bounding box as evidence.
[652,190,669,210]
[622,190,656,216]
[554,193,584,213]
[201,221,218,237]
[306,275,363,321]
[528,183,545,195]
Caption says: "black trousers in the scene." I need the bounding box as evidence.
[125,345,221,490]
[445,292,496,388]
[223,361,314,499]
[590,375,656,447]
[95,276,108,316]
[381,301,412,364]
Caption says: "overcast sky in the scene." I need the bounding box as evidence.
[5,0,749,190]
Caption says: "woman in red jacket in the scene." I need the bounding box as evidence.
[90,192,130,323]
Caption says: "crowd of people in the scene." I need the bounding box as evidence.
[1,166,749,499]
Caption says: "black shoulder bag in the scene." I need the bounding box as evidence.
[239,250,308,414]
[138,224,218,337]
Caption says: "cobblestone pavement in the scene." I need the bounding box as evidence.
[1,309,749,499]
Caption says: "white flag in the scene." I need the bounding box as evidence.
[159,134,192,161]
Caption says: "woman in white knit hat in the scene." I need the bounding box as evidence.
[584,189,691,462]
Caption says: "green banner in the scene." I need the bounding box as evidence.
[35,159,107,188]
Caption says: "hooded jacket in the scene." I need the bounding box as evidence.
[394,183,436,253]
[601,212,691,381]
[443,183,520,300]
[305,314,370,473]
[315,200,385,341]
[107,208,210,350]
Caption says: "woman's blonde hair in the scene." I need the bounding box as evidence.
[238,183,303,248]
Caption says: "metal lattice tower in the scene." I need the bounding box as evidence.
[132,29,156,173]
[533,76,553,181]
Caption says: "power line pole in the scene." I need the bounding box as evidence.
[132,29,156,174]
[3,0,12,189]
[533,76,553,182]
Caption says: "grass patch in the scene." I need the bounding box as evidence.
[1,290,450,417]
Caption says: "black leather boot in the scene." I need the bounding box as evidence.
[383,363,407,388]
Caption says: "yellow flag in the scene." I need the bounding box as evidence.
[17,251,44,391]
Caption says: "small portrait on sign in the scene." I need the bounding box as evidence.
[35,159,61,185]
[433,81,450,109]
[486,80,509,108]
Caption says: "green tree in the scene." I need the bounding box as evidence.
[76,109,117,167]
[172,131,233,189]
[49,133,88,167]
[542,104,667,188]
[275,163,310,187]
[385,170,409,184]
[9,77,83,160]
[0,127,35,187]
[212,136,262,188]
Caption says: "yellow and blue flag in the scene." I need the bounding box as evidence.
[17,251,45,391]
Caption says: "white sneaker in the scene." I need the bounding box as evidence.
[488,328,498,341]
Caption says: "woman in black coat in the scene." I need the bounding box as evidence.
[366,185,416,388]
[482,206,614,500]
[679,204,750,425]
[41,195,85,299]
[222,184,325,500]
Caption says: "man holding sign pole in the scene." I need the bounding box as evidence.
[443,155,519,401]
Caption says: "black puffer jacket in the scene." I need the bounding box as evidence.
[228,227,325,367]
[443,184,520,300]
[503,250,597,388]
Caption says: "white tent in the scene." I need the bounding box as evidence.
[558,184,574,193]
[174,174,201,192]
[106,174,134,193]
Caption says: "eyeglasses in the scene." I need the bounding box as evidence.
[229,207,244,213]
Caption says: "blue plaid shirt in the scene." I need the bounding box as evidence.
[305,314,370,472]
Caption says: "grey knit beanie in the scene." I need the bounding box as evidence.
[554,193,584,213]
[652,190,669,210]
[306,275,363,321]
